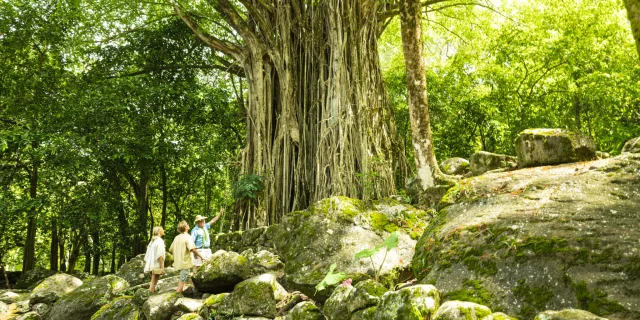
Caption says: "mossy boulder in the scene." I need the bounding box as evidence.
[469,151,517,176]
[622,137,640,154]
[90,296,139,320]
[534,309,607,320]
[197,293,229,319]
[14,267,57,289]
[433,301,492,320]
[440,158,471,175]
[372,285,440,320]
[480,312,517,320]
[0,291,21,304]
[0,301,7,317]
[242,249,285,276]
[16,311,40,320]
[284,301,323,320]
[192,250,248,293]
[350,307,376,320]
[47,275,130,320]
[176,314,203,320]
[323,285,355,320]
[515,129,597,168]
[323,281,387,320]
[142,291,182,320]
[32,303,50,316]
[274,197,430,301]
[216,274,289,318]
[116,254,149,287]
[413,154,640,320]
[30,273,83,305]
[174,298,203,313]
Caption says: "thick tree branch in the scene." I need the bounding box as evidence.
[172,3,244,59]
[105,63,245,78]
[207,0,265,50]
[236,0,273,43]
[378,0,450,21]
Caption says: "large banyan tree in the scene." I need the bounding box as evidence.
[170,0,419,228]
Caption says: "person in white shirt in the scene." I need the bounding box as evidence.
[144,226,165,293]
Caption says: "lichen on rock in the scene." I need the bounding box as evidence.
[515,128,597,168]
[372,285,440,320]
[433,300,492,320]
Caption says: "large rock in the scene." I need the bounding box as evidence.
[534,309,607,320]
[440,158,471,175]
[29,273,83,305]
[273,197,431,300]
[116,254,149,287]
[142,292,182,320]
[515,129,597,167]
[0,301,8,318]
[285,301,323,320]
[192,250,248,293]
[242,249,285,276]
[469,151,517,175]
[413,153,640,320]
[433,301,492,320]
[324,279,387,320]
[32,303,50,316]
[622,137,640,154]
[372,285,440,320]
[47,275,129,320]
[0,291,21,304]
[323,285,355,320]
[14,267,57,289]
[216,274,289,318]
[480,313,517,320]
[176,314,203,320]
[16,311,40,320]
[174,298,203,313]
[197,293,229,319]
[90,296,139,320]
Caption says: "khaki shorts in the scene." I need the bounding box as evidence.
[194,248,212,267]
[178,269,190,282]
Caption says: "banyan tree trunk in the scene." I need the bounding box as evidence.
[176,0,402,228]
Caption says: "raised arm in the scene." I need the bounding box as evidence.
[209,208,225,226]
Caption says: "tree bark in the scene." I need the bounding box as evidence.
[175,0,401,228]
[50,218,58,271]
[125,169,150,255]
[67,230,83,272]
[59,235,66,272]
[160,164,167,228]
[91,230,100,276]
[625,0,640,59]
[22,159,38,272]
[110,245,116,274]
[83,235,91,273]
[399,0,444,190]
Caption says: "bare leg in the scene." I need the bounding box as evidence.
[149,274,159,293]
[177,281,185,293]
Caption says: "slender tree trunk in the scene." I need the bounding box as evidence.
[83,236,91,273]
[399,0,444,190]
[50,218,58,271]
[573,94,582,131]
[161,164,167,228]
[22,161,38,272]
[59,236,66,272]
[625,0,640,59]
[0,254,10,289]
[67,230,82,272]
[110,245,116,274]
[129,170,149,256]
[91,230,100,276]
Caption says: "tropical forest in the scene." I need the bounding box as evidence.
[1,0,640,319]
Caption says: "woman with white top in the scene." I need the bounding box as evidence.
[144,226,166,293]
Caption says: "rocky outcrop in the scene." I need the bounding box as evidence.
[0,291,22,304]
[515,129,597,167]
[175,298,203,313]
[469,151,517,176]
[285,301,323,320]
[29,273,83,305]
[47,275,129,320]
[433,300,492,320]
[215,274,289,318]
[622,136,640,154]
[90,296,139,320]
[534,309,607,320]
[373,285,440,320]
[440,158,471,175]
[142,292,182,320]
[116,254,149,287]
[413,153,640,320]
[14,267,57,289]
[323,280,387,320]
[273,197,430,300]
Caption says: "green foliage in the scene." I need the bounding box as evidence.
[354,231,400,282]
[315,263,347,293]
[232,174,265,204]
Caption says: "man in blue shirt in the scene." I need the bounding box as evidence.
[191,208,225,271]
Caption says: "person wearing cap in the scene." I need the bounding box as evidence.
[191,208,225,271]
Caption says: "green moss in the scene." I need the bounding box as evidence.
[370,212,399,233]
[443,279,494,306]
[513,279,553,319]
[573,280,625,316]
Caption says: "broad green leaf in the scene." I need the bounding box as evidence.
[315,263,347,292]
[354,248,379,260]
[376,231,400,251]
